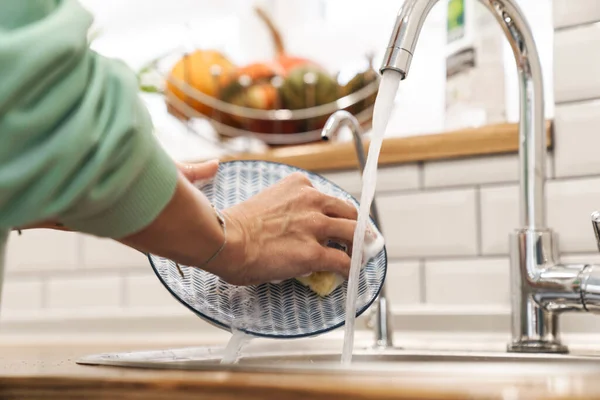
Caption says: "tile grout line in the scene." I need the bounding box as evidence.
[120,271,128,308]
[544,162,550,229]
[329,160,600,197]
[4,266,152,280]
[475,186,483,256]
[40,276,49,310]
[76,233,85,270]
[554,19,600,33]
[375,172,600,198]
[550,149,557,180]
[418,259,427,304]
[555,95,600,107]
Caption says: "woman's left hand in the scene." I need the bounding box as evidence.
[14,160,220,232]
[175,159,219,183]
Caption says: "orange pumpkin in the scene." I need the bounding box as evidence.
[165,49,237,118]
[228,61,284,83]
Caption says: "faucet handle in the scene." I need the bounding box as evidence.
[591,211,600,252]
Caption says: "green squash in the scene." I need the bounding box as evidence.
[279,66,341,110]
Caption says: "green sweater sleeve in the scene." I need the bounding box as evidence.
[0,0,178,238]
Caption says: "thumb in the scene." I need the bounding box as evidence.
[177,159,220,183]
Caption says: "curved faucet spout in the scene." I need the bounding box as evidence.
[322,111,367,174]
[321,110,382,227]
[381,0,546,230]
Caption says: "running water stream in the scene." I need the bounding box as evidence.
[220,329,253,364]
[341,70,403,364]
[219,71,403,366]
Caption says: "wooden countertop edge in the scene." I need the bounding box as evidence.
[219,121,554,172]
[0,376,470,400]
[0,369,591,400]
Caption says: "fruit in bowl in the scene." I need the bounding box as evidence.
[166,49,237,118]
[157,5,378,141]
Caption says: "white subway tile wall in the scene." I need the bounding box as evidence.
[424,258,510,305]
[124,272,181,309]
[5,230,79,272]
[384,261,422,306]
[553,0,600,29]
[3,3,600,336]
[321,164,420,197]
[0,278,44,311]
[424,154,554,188]
[81,235,148,269]
[378,188,478,258]
[554,100,600,178]
[547,177,600,252]
[554,23,600,103]
[480,185,519,255]
[46,275,122,310]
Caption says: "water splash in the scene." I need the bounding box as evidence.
[220,286,258,364]
[221,329,253,364]
[341,70,402,364]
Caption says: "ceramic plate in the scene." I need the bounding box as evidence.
[148,160,387,338]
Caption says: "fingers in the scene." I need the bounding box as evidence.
[316,246,351,278]
[287,175,357,220]
[177,160,219,183]
[321,196,358,220]
[287,171,312,186]
[316,217,356,244]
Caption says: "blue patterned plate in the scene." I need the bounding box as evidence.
[147,160,387,339]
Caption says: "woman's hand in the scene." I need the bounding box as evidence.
[206,172,358,286]
[175,159,219,183]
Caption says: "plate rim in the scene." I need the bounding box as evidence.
[147,159,388,339]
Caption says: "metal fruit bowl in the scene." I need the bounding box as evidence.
[139,48,380,146]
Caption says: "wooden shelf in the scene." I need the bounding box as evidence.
[220,121,554,172]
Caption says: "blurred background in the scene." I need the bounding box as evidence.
[6,0,597,347]
[84,0,553,159]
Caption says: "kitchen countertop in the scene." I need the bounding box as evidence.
[2,337,600,400]
[218,121,553,172]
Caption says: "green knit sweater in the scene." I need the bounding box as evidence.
[0,1,178,276]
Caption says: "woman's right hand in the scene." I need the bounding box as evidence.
[207,172,359,286]
[119,170,358,287]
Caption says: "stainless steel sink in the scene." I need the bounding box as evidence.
[77,338,600,376]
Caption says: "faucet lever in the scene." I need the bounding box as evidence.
[591,211,600,252]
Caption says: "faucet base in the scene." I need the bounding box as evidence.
[507,340,568,354]
[373,290,395,349]
[508,229,571,355]
[373,342,398,350]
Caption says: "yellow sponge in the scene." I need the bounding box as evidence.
[295,272,345,297]
[294,220,385,297]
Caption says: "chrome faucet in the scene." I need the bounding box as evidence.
[321,110,394,349]
[381,0,600,354]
